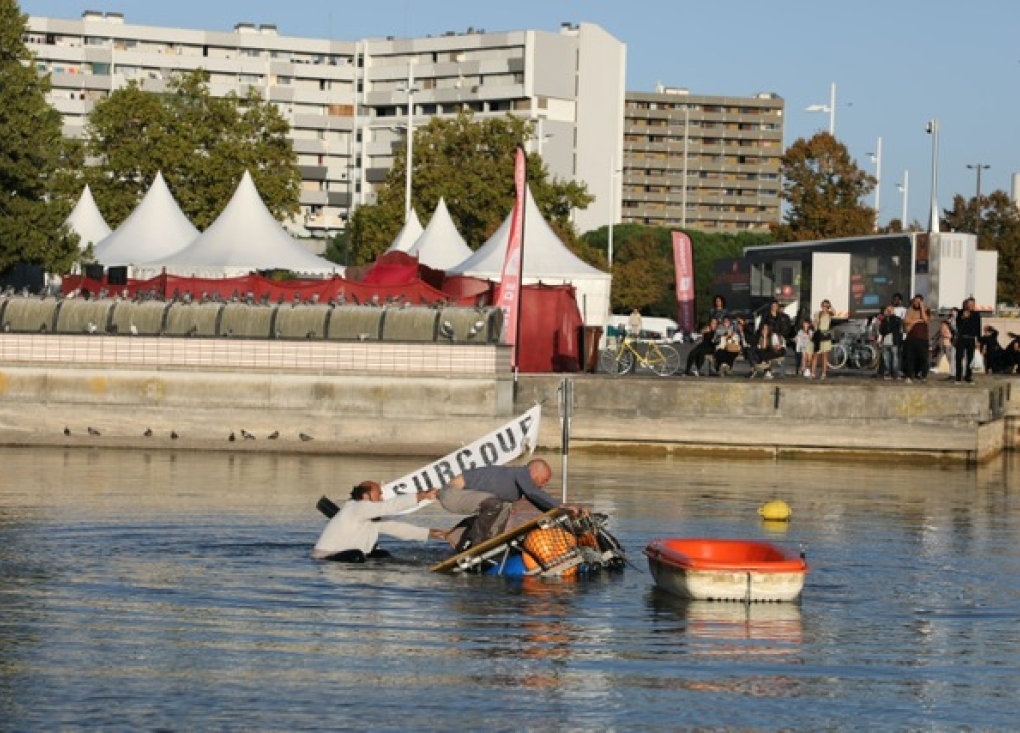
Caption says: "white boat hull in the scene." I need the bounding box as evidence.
[648,560,805,602]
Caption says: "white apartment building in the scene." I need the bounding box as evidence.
[25,12,625,239]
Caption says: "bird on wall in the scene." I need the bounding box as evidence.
[241,429,255,440]
[144,428,153,437]
[87,427,100,436]
[171,431,179,440]
[63,427,71,436]
[268,431,279,440]
[229,432,236,442]
[299,433,313,442]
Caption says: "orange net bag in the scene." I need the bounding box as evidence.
[522,527,578,576]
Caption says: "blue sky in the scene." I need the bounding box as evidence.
[22,0,1020,227]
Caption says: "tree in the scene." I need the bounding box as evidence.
[944,190,1020,305]
[65,69,300,231]
[581,224,770,320]
[773,132,876,242]
[0,0,79,274]
[341,111,593,266]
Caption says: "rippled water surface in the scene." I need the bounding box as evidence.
[2,447,1019,730]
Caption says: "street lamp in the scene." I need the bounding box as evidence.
[897,170,909,229]
[868,136,882,231]
[805,82,836,135]
[925,119,940,233]
[607,156,621,267]
[397,63,419,222]
[967,163,990,236]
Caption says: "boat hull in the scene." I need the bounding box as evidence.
[644,538,807,602]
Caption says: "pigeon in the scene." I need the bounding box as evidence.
[87,427,100,436]
[267,431,279,440]
[170,431,179,440]
[143,428,153,437]
[63,427,70,436]
[299,433,313,442]
[229,432,236,442]
[241,429,255,440]
[129,323,139,336]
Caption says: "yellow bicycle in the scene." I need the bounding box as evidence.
[599,335,681,377]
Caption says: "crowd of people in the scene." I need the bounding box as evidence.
[665,293,1020,383]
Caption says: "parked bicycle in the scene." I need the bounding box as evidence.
[828,330,879,370]
[600,336,681,377]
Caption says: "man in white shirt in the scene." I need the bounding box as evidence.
[312,481,447,561]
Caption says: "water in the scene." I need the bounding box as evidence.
[2,447,1019,730]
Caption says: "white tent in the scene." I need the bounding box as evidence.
[93,171,199,267]
[66,185,112,250]
[448,186,611,326]
[385,209,424,254]
[406,198,474,270]
[138,171,339,278]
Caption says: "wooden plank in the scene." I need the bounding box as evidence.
[430,507,570,574]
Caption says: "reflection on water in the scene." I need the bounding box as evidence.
[2,447,1020,729]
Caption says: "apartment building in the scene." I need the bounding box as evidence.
[25,11,624,238]
[622,85,784,232]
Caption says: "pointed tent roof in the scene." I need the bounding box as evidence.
[406,198,474,270]
[93,172,199,266]
[144,171,337,275]
[385,209,424,254]
[66,185,112,249]
[449,186,608,279]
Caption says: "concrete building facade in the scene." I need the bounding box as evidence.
[25,12,624,239]
[622,85,784,232]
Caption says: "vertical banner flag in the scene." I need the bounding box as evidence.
[672,231,696,334]
[495,146,527,363]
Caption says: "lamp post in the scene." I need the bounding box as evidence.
[897,170,909,229]
[925,119,940,233]
[967,163,990,236]
[806,82,836,135]
[868,136,882,231]
[681,105,689,228]
[398,63,419,222]
[607,156,621,267]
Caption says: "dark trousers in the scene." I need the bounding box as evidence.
[955,337,976,381]
[685,342,714,373]
[904,337,929,379]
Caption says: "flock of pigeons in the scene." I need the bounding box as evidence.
[62,426,314,442]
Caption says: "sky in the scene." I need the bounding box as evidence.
[21,0,1020,227]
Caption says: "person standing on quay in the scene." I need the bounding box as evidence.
[812,300,835,380]
[902,294,931,383]
[955,296,981,384]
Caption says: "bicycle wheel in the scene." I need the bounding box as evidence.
[852,344,878,370]
[600,347,634,375]
[829,344,848,370]
[648,344,681,376]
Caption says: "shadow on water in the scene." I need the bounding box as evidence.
[2,446,1020,729]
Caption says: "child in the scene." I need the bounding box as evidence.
[795,317,815,378]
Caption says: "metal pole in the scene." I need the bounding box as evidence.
[559,378,572,503]
[926,119,939,233]
[607,155,615,267]
[681,106,689,228]
[967,163,989,236]
[403,63,415,221]
[829,82,836,136]
[898,169,909,228]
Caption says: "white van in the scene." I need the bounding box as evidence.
[606,314,680,343]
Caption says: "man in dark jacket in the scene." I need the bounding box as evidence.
[954,297,981,384]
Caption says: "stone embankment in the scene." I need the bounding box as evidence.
[0,334,1017,464]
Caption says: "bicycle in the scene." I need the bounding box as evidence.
[828,331,879,370]
[600,335,681,377]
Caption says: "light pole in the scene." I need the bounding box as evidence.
[607,156,621,267]
[897,170,909,229]
[398,63,419,222]
[925,119,940,233]
[868,136,882,231]
[806,82,836,135]
[967,163,990,236]
[681,105,689,228]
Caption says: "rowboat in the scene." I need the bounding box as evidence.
[644,538,807,602]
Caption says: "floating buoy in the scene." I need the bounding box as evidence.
[759,499,792,521]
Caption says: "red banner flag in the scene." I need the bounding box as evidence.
[496,146,527,363]
[672,231,696,334]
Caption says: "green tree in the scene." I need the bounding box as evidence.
[945,190,1020,304]
[0,0,79,274]
[773,132,876,242]
[67,69,300,230]
[342,111,593,266]
[581,224,770,321]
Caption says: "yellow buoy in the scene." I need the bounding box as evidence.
[759,499,792,521]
